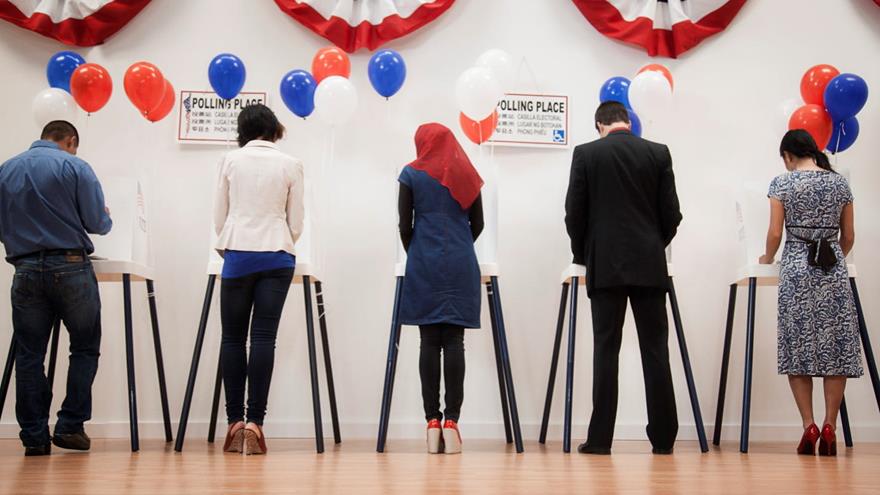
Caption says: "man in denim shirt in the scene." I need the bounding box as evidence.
[0,121,112,456]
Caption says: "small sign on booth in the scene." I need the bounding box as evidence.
[487,93,570,149]
[177,91,267,144]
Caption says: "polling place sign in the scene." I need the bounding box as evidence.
[487,93,569,148]
[177,91,267,144]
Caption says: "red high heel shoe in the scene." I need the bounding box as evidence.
[796,424,820,455]
[818,424,837,457]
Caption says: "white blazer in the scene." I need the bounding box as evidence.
[213,140,305,255]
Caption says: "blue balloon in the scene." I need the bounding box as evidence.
[599,76,631,108]
[280,70,317,119]
[368,50,407,99]
[628,110,642,137]
[827,117,859,154]
[824,73,868,122]
[208,53,246,100]
[47,51,85,93]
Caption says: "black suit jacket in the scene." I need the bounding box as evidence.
[565,130,682,295]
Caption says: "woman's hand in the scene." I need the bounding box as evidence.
[758,254,775,265]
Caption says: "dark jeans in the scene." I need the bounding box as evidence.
[419,324,465,422]
[11,254,102,447]
[220,267,294,425]
[586,286,678,450]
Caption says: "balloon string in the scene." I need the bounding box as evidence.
[516,56,540,92]
[833,121,843,167]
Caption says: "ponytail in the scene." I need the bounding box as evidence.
[780,129,835,172]
[812,149,833,172]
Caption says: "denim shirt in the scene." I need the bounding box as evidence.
[0,141,112,260]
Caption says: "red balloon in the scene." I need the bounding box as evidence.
[638,64,674,91]
[146,80,176,122]
[800,64,839,106]
[459,111,498,144]
[69,63,112,113]
[789,104,833,150]
[124,62,166,117]
[312,46,351,83]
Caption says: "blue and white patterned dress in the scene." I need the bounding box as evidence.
[769,171,862,377]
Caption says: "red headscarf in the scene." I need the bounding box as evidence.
[409,123,484,210]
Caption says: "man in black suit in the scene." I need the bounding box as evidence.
[565,101,682,455]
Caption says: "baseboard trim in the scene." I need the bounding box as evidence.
[2,421,878,442]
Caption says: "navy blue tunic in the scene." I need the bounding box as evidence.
[398,165,481,329]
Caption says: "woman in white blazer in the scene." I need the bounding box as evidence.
[213,104,304,455]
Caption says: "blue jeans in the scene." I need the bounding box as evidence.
[220,267,294,425]
[11,254,102,447]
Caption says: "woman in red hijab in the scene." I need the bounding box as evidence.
[398,123,484,454]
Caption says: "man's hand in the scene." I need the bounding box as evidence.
[104,206,111,216]
[758,254,775,265]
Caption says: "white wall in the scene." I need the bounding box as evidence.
[1,0,879,443]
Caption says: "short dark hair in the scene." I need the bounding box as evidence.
[237,104,285,147]
[594,101,630,127]
[41,120,79,144]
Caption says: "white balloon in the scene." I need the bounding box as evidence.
[314,76,358,126]
[455,67,503,121]
[475,49,516,90]
[32,88,77,127]
[628,70,673,123]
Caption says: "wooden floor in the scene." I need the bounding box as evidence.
[0,438,878,494]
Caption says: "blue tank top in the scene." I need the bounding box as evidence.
[221,251,295,279]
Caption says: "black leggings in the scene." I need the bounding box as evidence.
[220,268,294,425]
[419,324,465,422]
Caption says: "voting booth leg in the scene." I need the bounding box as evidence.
[486,281,513,444]
[376,276,404,453]
[668,279,709,453]
[207,355,223,443]
[174,275,217,452]
[539,283,570,444]
[489,277,524,453]
[122,274,140,452]
[46,320,61,390]
[739,278,757,453]
[840,397,854,448]
[713,284,737,446]
[315,281,341,445]
[563,277,580,453]
[146,280,173,443]
[302,276,325,454]
[0,336,15,421]
[850,279,880,413]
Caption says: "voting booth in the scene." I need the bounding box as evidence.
[377,163,524,454]
[174,177,341,454]
[537,248,708,453]
[713,180,880,453]
[0,177,173,452]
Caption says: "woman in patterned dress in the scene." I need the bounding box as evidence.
[759,129,862,456]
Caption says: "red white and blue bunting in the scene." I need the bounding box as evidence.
[274,0,455,53]
[571,0,747,58]
[0,0,151,46]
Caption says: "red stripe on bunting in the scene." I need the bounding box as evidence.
[274,0,456,53]
[571,0,747,58]
[0,0,152,46]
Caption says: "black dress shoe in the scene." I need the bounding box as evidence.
[52,431,91,451]
[577,442,611,455]
[24,444,51,456]
[652,447,674,455]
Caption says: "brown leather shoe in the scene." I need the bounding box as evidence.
[223,421,245,453]
[243,423,267,455]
